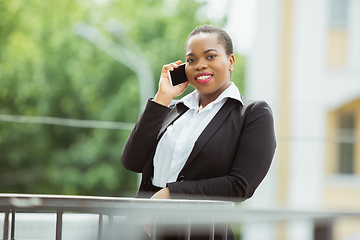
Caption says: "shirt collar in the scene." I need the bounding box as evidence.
[180,82,243,110]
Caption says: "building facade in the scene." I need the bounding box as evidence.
[243,0,360,239]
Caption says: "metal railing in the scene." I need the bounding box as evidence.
[1,194,359,240]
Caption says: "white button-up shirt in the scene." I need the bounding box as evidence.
[152,82,243,188]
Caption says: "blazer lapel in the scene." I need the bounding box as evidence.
[183,98,238,168]
[157,102,189,139]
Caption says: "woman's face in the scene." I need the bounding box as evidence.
[185,32,235,102]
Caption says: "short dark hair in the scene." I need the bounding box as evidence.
[185,25,233,56]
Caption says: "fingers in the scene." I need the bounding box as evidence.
[141,216,152,237]
[176,81,190,95]
[163,60,183,72]
[150,187,170,199]
[160,60,184,80]
[155,61,188,106]
[177,81,189,89]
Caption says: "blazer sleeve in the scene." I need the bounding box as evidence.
[120,99,170,173]
[167,101,276,202]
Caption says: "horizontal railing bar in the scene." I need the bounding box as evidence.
[0,193,359,225]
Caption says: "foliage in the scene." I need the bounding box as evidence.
[0,0,244,196]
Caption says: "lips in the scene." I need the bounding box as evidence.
[195,72,213,84]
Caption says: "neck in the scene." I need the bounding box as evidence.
[199,97,213,109]
[198,82,231,109]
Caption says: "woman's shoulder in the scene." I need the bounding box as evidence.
[229,97,273,118]
[225,96,271,108]
[240,97,272,110]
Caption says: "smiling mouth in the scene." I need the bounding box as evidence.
[195,75,213,84]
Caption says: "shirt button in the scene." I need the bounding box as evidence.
[178,175,185,182]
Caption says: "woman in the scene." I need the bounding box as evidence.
[120,25,276,239]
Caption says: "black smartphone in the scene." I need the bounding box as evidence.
[168,63,188,86]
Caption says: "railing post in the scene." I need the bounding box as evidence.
[11,208,15,240]
[185,217,191,240]
[3,208,9,240]
[98,214,103,240]
[209,217,215,240]
[56,210,63,240]
[223,218,228,240]
[150,217,157,240]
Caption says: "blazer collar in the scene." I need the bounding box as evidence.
[184,98,238,168]
[157,98,239,168]
[157,102,189,139]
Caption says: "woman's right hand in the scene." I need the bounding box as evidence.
[153,60,189,106]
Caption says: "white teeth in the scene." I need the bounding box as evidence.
[197,75,211,80]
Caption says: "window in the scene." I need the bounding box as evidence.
[337,112,355,174]
[314,221,332,240]
[327,0,349,67]
[329,0,349,28]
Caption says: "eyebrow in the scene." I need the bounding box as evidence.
[186,48,219,56]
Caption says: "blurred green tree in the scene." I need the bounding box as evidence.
[0,0,244,197]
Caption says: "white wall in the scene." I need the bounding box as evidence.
[242,0,282,239]
[287,0,327,209]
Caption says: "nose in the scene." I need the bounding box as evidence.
[195,61,208,71]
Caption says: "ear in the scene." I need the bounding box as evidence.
[229,54,235,72]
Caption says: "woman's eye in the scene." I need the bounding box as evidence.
[186,59,195,63]
[207,55,216,60]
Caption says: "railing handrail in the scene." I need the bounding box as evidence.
[2,193,360,219]
[1,193,360,240]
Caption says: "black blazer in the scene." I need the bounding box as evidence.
[121,97,276,202]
